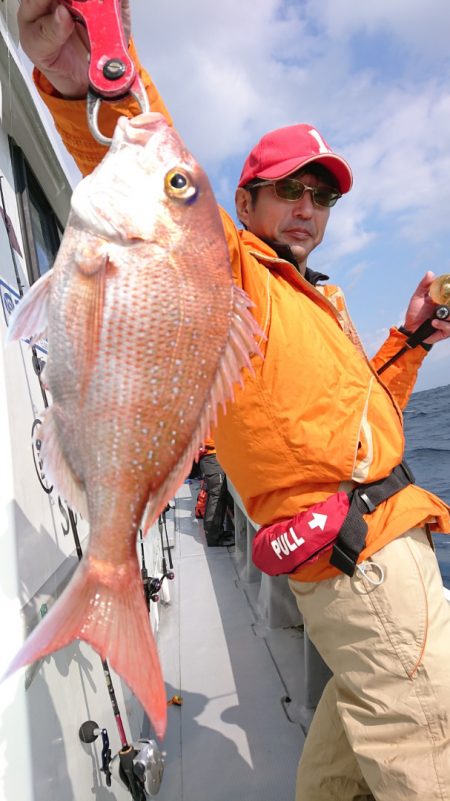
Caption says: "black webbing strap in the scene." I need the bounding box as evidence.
[330,461,415,577]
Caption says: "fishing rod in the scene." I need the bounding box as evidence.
[138,508,175,610]
[138,529,165,607]
[158,509,175,576]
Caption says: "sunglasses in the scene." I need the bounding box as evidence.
[249,177,342,208]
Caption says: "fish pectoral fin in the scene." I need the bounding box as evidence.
[74,238,109,276]
[39,408,89,520]
[6,269,53,343]
[3,557,167,740]
[78,251,111,384]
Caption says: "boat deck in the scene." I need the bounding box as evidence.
[151,479,306,801]
[145,481,450,801]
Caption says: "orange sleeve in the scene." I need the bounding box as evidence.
[370,327,428,409]
[202,437,217,454]
[33,39,173,177]
[219,208,245,289]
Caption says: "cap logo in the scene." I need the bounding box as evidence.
[308,128,331,154]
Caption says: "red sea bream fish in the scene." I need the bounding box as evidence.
[6,112,261,738]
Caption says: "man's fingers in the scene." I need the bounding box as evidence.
[19,1,78,69]
[18,0,56,25]
[19,0,74,46]
[415,270,435,297]
[51,4,76,44]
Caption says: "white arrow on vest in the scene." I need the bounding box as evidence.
[308,513,328,531]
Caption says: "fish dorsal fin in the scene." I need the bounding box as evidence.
[142,284,263,529]
[6,269,53,343]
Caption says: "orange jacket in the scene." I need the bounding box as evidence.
[197,438,217,459]
[34,43,450,581]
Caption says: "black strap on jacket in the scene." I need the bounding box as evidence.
[330,461,415,577]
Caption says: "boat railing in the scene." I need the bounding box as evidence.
[227,479,332,731]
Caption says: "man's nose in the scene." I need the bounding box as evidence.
[292,189,315,217]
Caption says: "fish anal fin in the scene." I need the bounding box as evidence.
[3,557,167,739]
[6,270,53,344]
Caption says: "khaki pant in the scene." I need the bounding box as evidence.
[289,528,450,801]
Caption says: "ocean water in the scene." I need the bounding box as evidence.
[404,383,450,585]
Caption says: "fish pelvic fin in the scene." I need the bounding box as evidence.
[4,556,167,739]
[38,408,89,520]
[6,269,53,344]
[143,285,263,529]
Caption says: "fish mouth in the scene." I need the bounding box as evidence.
[116,112,168,145]
[128,112,167,130]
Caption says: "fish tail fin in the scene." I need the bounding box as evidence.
[4,557,167,738]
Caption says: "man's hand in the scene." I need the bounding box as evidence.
[403,271,450,345]
[18,0,90,97]
[18,0,132,99]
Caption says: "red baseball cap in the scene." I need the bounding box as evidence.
[238,124,353,194]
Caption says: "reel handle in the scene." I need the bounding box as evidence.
[405,304,450,349]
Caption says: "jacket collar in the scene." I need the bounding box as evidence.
[239,230,329,286]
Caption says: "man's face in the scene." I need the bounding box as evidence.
[235,170,331,274]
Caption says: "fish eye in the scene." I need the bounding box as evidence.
[164,168,197,202]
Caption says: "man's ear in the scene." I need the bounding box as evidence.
[235,187,251,227]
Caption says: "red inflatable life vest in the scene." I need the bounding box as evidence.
[252,492,350,575]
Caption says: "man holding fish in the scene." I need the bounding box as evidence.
[15,0,450,798]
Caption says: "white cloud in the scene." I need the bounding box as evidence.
[133,0,311,163]
[344,261,370,291]
[305,0,450,59]
[132,0,450,266]
[361,326,391,359]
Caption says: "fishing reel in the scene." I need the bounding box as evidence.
[110,739,165,799]
[143,571,175,604]
[139,511,175,606]
[405,273,450,347]
[79,721,165,798]
[378,273,450,376]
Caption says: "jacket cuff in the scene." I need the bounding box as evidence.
[397,325,433,352]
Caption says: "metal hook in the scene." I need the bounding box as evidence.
[355,560,385,586]
[87,77,150,147]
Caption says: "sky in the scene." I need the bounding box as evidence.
[18,0,450,390]
[130,0,450,392]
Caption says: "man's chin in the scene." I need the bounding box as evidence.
[289,243,308,262]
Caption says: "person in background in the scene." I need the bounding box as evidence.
[198,439,234,547]
[18,2,450,799]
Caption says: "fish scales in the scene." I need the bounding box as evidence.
[5,112,262,737]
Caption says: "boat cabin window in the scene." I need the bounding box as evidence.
[9,139,63,285]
